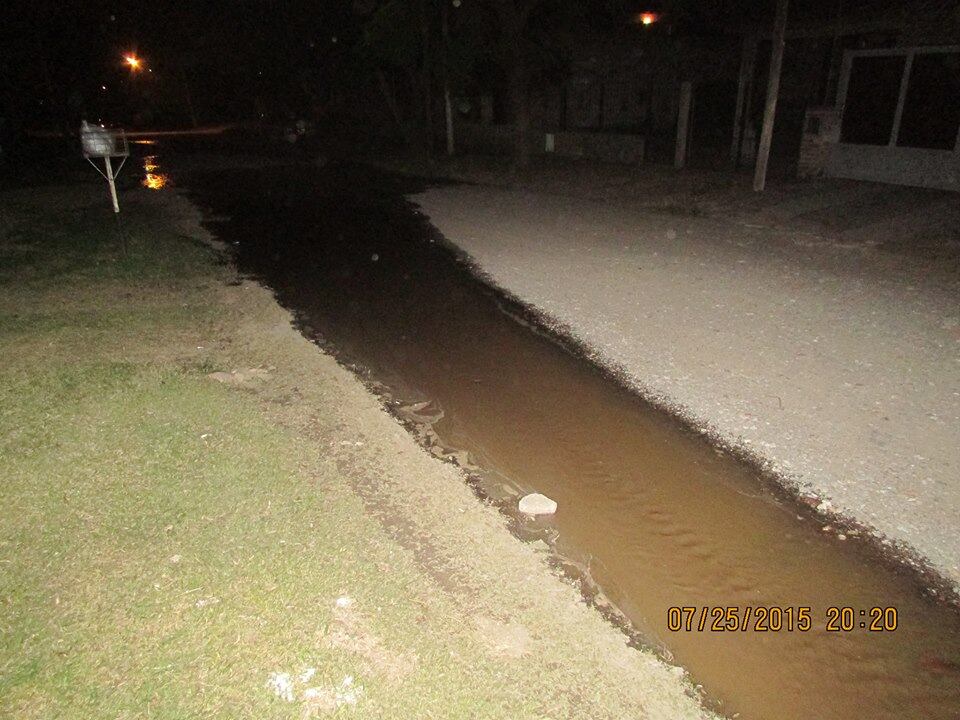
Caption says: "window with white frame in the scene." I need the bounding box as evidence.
[839,47,960,150]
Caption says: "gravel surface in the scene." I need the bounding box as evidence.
[416,185,960,594]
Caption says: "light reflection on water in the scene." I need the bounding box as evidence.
[142,155,168,190]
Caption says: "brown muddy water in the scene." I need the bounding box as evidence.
[185,161,960,720]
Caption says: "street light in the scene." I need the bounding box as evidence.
[636,11,659,26]
[124,54,142,70]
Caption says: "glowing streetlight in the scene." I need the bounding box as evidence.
[637,11,659,26]
[124,54,142,70]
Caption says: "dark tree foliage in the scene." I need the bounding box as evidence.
[357,0,600,165]
[0,0,359,132]
[2,0,954,159]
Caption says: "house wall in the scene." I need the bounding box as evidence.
[822,45,960,191]
[825,144,959,190]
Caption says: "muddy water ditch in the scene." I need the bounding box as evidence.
[186,161,960,720]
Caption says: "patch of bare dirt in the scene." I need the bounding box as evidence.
[472,615,532,659]
[323,602,418,681]
[207,367,273,386]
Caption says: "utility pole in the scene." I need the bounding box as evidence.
[753,0,789,191]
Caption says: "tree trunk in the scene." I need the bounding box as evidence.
[493,0,534,173]
[376,69,416,147]
[420,0,434,153]
[178,69,199,128]
[509,50,531,172]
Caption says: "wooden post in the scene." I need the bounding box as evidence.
[753,0,789,192]
[419,0,433,151]
[675,81,693,170]
[444,86,455,156]
[441,0,455,156]
[740,44,759,163]
[731,33,758,165]
[104,156,120,214]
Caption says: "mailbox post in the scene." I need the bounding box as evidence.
[80,120,129,213]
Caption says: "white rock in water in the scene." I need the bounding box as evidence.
[518,493,557,516]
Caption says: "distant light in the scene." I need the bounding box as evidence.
[124,54,141,70]
[637,11,659,26]
[101,85,107,90]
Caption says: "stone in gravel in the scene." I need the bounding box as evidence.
[519,493,558,515]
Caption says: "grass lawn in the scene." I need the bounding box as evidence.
[0,186,539,719]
